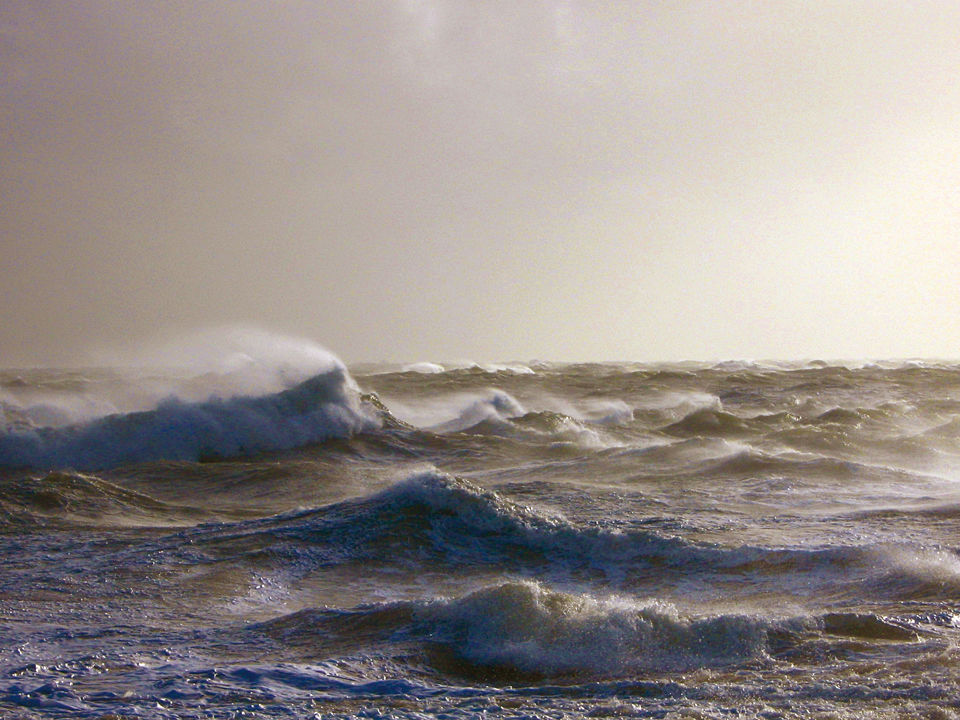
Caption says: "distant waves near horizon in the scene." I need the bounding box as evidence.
[3,347,960,718]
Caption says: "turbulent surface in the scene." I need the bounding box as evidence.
[3,359,960,718]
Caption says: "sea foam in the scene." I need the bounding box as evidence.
[0,366,378,471]
[420,581,768,676]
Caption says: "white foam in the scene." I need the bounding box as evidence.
[477,363,535,375]
[101,325,350,396]
[401,362,446,374]
[387,390,526,433]
[639,390,722,415]
[877,545,960,585]
[444,361,535,374]
[0,329,378,470]
[2,326,353,429]
[534,395,635,427]
[424,581,767,675]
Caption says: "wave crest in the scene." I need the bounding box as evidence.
[215,472,703,579]
[421,581,767,677]
[0,367,379,470]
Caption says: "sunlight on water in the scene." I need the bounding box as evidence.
[3,355,960,717]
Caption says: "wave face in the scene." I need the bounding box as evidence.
[207,471,662,574]
[175,470,960,607]
[5,355,960,718]
[254,581,772,680]
[0,365,378,471]
[417,581,769,678]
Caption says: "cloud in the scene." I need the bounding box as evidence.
[3,1,960,364]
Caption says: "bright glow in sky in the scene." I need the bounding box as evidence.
[3,1,960,365]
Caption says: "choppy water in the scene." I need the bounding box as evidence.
[3,349,960,718]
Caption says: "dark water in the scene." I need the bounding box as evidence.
[3,356,960,718]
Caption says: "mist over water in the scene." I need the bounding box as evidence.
[3,333,960,717]
[7,4,960,717]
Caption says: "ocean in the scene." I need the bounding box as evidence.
[2,345,960,719]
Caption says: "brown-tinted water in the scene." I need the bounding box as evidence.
[2,359,960,718]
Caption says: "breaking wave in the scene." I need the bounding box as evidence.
[385,390,626,448]
[0,367,379,471]
[401,362,446,374]
[255,581,925,681]
[418,581,767,677]
[424,390,526,433]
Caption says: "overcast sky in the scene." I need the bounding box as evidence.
[3,1,960,365]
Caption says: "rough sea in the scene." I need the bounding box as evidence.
[3,338,960,719]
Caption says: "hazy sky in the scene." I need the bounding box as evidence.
[4,1,960,365]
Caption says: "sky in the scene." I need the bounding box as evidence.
[3,1,960,366]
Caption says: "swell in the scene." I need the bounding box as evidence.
[0,368,379,471]
[0,471,210,527]
[180,471,960,602]
[684,447,922,483]
[661,404,903,438]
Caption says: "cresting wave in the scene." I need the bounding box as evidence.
[257,581,769,679]
[191,471,684,575]
[418,581,768,678]
[182,471,960,602]
[385,389,629,449]
[0,367,379,471]
[6,356,960,718]
[255,580,927,681]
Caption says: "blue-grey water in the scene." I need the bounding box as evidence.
[3,354,960,718]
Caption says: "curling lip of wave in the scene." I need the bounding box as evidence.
[0,367,379,471]
[422,390,526,434]
[402,391,624,448]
